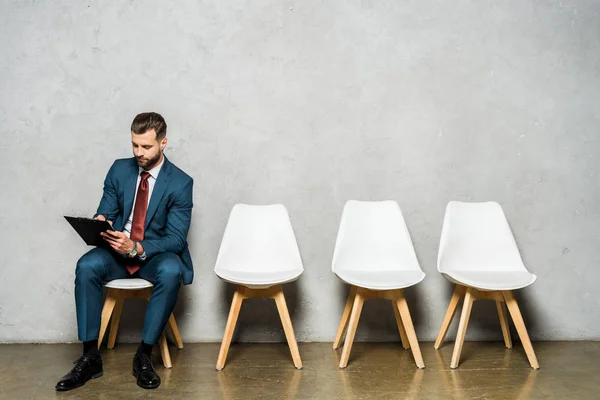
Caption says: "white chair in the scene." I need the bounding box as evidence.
[214,204,304,370]
[332,200,426,369]
[98,278,183,368]
[434,201,539,369]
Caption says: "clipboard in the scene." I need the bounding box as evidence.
[64,216,114,246]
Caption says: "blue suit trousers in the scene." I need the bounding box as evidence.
[75,247,183,345]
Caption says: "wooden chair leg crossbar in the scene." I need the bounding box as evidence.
[434,285,539,369]
[216,284,303,370]
[98,287,184,369]
[333,286,425,369]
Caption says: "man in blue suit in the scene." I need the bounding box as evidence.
[56,112,194,391]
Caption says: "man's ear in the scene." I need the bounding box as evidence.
[160,137,168,151]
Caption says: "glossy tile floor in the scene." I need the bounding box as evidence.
[0,341,598,399]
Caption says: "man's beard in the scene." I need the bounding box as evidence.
[137,152,161,170]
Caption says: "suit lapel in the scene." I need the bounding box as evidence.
[122,161,139,225]
[144,157,172,230]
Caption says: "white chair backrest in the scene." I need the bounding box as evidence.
[332,200,422,273]
[438,201,527,273]
[214,204,304,274]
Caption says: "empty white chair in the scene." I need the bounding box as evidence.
[434,201,539,369]
[332,200,426,368]
[214,204,304,370]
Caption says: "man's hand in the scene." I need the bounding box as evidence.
[95,214,114,227]
[101,230,134,255]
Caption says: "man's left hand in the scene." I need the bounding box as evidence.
[101,230,134,255]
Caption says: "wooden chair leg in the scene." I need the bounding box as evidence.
[496,300,512,349]
[396,295,425,368]
[272,286,303,369]
[339,289,365,368]
[502,291,539,369]
[216,288,244,370]
[392,299,410,349]
[98,289,118,348]
[159,331,172,369]
[450,287,475,369]
[168,313,184,349]
[434,285,465,349]
[333,286,357,350]
[107,296,124,349]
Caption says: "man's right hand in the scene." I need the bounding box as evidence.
[95,215,114,227]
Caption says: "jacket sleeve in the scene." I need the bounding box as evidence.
[140,177,193,257]
[94,161,120,221]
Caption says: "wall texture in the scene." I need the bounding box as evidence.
[1,0,599,343]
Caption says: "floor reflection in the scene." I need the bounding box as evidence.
[217,366,301,400]
[435,349,537,400]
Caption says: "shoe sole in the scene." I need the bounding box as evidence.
[55,371,103,391]
[132,370,161,389]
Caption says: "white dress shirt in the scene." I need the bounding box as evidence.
[123,157,164,238]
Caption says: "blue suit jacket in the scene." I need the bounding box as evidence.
[94,156,194,285]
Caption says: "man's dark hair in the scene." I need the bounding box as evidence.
[131,112,167,140]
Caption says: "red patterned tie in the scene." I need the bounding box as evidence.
[127,172,151,275]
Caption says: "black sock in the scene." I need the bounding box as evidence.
[83,340,100,357]
[137,341,154,356]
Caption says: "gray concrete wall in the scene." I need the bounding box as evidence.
[1,0,599,343]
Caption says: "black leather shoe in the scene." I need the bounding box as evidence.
[132,353,161,389]
[55,354,103,391]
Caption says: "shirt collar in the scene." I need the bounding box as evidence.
[139,157,164,180]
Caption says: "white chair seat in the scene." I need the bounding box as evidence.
[335,270,426,291]
[104,278,153,289]
[215,268,302,289]
[441,270,536,291]
[214,204,304,288]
